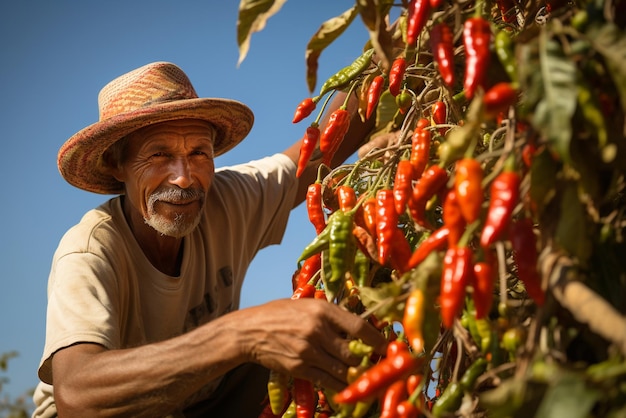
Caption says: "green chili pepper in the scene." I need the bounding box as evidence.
[459,357,488,391]
[267,369,289,415]
[349,339,374,357]
[432,381,463,417]
[495,30,517,85]
[317,48,375,99]
[328,210,357,284]
[297,224,331,265]
[353,248,370,287]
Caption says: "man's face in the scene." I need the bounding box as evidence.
[113,119,216,238]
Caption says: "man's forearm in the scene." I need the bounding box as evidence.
[52,313,246,417]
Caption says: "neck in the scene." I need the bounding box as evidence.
[120,196,184,276]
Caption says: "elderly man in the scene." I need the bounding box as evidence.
[33,62,386,417]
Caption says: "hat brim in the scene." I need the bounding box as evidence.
[58,97,254,194]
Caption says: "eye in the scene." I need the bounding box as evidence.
[191,149,213,158]
[149,151,169,160]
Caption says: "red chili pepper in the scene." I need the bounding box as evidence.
[509,218,545,305]
[406,374,422,396]
[430,23,455,88]
[306,182,326,234]
[388,57,407,97]
[296,123,320,178]
[292,97,317,124]
[258,400,283,418]
[293,253,322,290]
[408,165,448,228]
[291,283,316,299]
[442,189,466,248]
[366,75,386,120]
[386,339,409,357]
[431,100,448,136]
[320,107,350,155]
[389,227,412,274]
[394,159,414,215]
[412,165,447,204]
[440,246,474,329]
[406,226,450,269]
[416,117,430,130]
[396,400,420,418]
[293,378,316,418]
[380,379,408,418]
[473,255,496,319]
[406,0,431,47]
[522,141,537,169]
[409,128,431,181]
[429,0,444,8]
[376,189,399,265]
[480,166,520,248]
[334,351,423,404]
[463,17,491,99]
[483,82,518,117]
[337,184,357,212]
[362,196,378,236]
[454,158,484,224]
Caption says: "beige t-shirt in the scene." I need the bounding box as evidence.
[33,154,298,417]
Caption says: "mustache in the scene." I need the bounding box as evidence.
[148,187,205,206]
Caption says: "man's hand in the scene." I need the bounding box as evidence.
[236,298,387,392]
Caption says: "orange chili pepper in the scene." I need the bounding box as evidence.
[337,184,357,212]
[376,189,399,265]
[442,189,466,248]
[440,246,474,329]
[306,182,326,234]
[454,158,484,224]
[393,159,415,215]
[409,128,432,181]
[296,123,320,178]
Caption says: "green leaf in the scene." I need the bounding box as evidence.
[532,32,578,164]
[236,0,288,66]
[529,147,558,217]
[304,7,358,93]
[358,280,404,323]
[479,377,527,417]
[356,0,395,72]
[536,375,599,418]
[556,180,592,263]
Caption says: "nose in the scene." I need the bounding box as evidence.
[169,157,193,189]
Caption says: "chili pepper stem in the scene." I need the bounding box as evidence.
[341,79,361,109]
[315,90,338,126]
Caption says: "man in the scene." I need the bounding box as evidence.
[33,61,386,417]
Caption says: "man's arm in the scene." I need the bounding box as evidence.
[282,90,376,207]
[52,298,386,417]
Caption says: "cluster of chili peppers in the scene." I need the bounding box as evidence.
[270,2,554,416]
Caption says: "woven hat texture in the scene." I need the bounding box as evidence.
[58,61,254,194]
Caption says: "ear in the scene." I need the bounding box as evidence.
[100,150,125,183]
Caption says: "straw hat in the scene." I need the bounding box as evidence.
[58,62,254,194]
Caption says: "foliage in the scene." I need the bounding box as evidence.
[238,0,626,416]
[1,352,33,418]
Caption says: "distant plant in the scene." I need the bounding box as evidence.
[1,352,33,418]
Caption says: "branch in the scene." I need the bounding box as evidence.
[540,247,626,356]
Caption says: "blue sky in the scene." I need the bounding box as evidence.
[0,0,369,402]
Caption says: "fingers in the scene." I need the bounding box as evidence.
[323,304,388,355]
